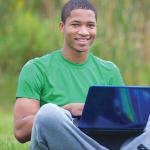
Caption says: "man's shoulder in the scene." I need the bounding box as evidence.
[92,55,118,71]
[20,50,61,74]
[24,49,60,67]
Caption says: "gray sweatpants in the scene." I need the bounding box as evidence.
[30,103,150,150]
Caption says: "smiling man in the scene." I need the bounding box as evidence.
[60,8,97,62]
[13,0,150,150]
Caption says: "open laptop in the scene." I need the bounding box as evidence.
[78,85,150,136]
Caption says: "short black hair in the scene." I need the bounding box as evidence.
[61,0,97,23]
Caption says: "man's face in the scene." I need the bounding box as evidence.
[60,9,96,53]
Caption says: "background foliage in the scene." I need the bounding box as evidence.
[0,0,149,149]
[0,0,150,106]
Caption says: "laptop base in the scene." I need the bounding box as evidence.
[87,133,138,150]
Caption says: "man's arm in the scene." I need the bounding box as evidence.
[13,98,40,143]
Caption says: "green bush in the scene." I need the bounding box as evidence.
[0,11,63,73]
[0,0,150,108]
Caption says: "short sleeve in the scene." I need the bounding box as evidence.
[109,64,125,86]
[16,60,43,100]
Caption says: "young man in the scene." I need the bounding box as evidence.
[14,0,150,150]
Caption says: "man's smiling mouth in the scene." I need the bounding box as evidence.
[75,38,90,44]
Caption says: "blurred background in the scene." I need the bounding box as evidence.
[0,0,150,149]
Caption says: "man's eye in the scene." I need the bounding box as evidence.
[88,24,95,28]
[71,24,79,27]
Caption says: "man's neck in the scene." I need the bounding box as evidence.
[62,48,89,64]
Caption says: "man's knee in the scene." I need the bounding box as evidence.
[34,103,71,129]
[145,116,150,131]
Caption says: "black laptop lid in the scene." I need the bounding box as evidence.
[78,86,150,133]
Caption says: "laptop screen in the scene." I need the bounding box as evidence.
[79,86,150,133]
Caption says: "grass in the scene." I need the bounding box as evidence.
[0,75,29,149]
[0,109,29,150]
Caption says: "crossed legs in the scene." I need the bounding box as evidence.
[30,103,108,150]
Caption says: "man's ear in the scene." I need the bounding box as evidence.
[59,22,65,32]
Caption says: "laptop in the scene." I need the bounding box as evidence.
[78,85,150,136]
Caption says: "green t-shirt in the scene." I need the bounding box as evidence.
[16,49,124,106]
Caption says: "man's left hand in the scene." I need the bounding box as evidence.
[62,103,84,116]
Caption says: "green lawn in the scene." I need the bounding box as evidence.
[0,109,29,150]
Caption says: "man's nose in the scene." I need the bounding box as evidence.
[78,26,89,36]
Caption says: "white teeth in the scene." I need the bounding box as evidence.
[79,39,87,41]
[77,38,88,41]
